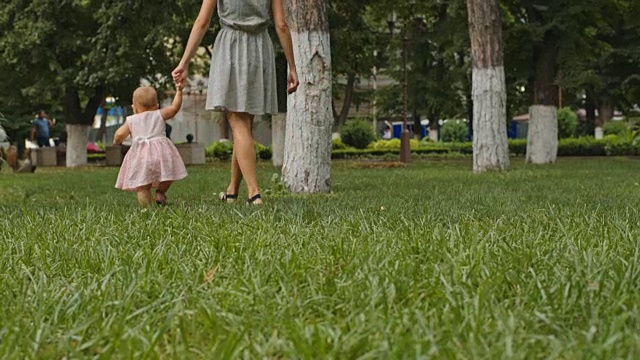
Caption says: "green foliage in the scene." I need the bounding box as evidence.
[255,143,273,161]
[263,173,289,196]
[206,141,233,161]
[603,121,629,136]
[331,136,640,159]
[557,107,578,139]
[332,138,350,150]
[369,138,401,150]
[205,141,272,161]
[440,121,469,143]
[509,139,528,156]
[340,119,376,149]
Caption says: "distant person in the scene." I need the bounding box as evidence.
[31,110,55,147]
[113,82,187,207]
[382,126,392,140]
[382,121,393,140]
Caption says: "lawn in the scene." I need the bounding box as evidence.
[1,158,640,358]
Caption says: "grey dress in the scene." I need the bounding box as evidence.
[206,0,278,115]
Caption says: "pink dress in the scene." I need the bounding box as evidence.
[115,110,187,191]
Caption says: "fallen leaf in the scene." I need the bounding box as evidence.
[204,265,219,284]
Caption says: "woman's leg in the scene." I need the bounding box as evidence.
[136,184,153,206]
[227,112,262,203]
[226,115,253,195]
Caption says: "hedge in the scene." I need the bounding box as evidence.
[331,137,640,159]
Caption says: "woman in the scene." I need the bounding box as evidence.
[172,0,299,205]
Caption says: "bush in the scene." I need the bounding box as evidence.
[440,121,469,143]
[206,141,233,160]
[603,121,629,136]
[558,137,607,156]
[255,142,273,160]
[332,138,350,150]
[557,107,578,139]
[369,139,401,150]
[340,119,375,149]
[509,139,527,156]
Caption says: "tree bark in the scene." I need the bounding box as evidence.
[63,86,104,167]
[66,124,91,167]
[271,113,286,167]
[95,99,108,143]
[526,105,557,164]
[283,0,333,193]
[467,0,510,173]
[527,39,559,164]
[215,112,229,140]
[597,97,614,127]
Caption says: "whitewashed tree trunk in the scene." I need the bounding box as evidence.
[271,113,286,167]
[468,0,509,173]
[66,124,91,167]
[526,105,558,164]
[472,68,510,172]
[283,31,333,193]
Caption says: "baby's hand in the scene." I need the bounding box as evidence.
[175,79,185,92]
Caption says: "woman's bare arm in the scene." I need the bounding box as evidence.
[173,0,218,82]
[272,0,299,93]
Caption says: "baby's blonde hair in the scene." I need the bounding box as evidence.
[132,87,159,110]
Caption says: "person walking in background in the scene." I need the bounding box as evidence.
[31,110,55,147]
[172,0,299,205]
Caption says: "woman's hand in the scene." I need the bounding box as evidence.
[172,63,189,85]
[288,69,299,94]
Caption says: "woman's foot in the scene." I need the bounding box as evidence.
[247,194,263,205]
[219,192,238,203]
[155,191,168,206]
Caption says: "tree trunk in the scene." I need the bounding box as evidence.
[283,0,333,194]
[467,0,509,173]
[215,112,229,140]
[413,110,422,140]
[332,73,356,132]
[527,39,559,164]
[526,105,557,164]
[272,113,286,167]
[597,97,614,127]
[63,86,104,168]
[66,124,91,167]
[584,89,597,137]
[95,100,108,143]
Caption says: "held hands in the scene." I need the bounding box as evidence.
[175,78,185,92]
[172,63,189,86]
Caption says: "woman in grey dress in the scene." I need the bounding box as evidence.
[173,0,299,205]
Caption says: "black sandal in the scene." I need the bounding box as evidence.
[219,192,238,203]
[246,194,262,205]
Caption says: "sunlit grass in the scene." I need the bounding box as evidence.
[1,158,640,358]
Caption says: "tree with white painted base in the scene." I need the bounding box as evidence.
[527,43,559,164]
[467,0,509,173]
[283,0,333,193]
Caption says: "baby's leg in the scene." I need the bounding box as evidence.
[136,184,153,206]
[155,181,173,204]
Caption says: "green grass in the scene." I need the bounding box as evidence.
[1,158,640,358]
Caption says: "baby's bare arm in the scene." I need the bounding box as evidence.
[113,122,131,145]
[160,86,184,121]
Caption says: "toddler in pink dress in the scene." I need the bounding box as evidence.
[114,84,188,206]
